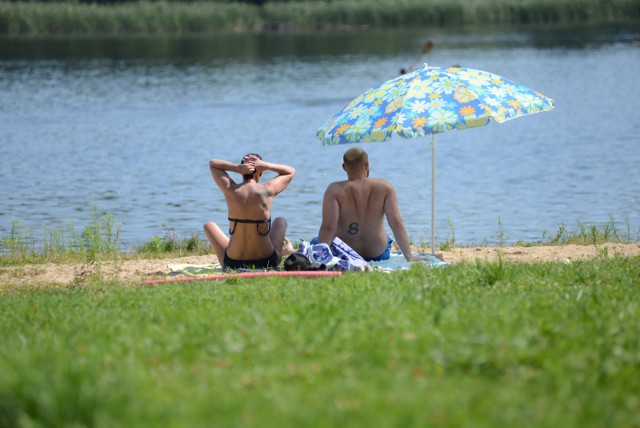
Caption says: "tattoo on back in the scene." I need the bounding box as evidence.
[347,222,359,235]
[258,190,271,209]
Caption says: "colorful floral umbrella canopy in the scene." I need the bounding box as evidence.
[316,64,555,255]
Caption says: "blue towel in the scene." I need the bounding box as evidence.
[368,251,450,271]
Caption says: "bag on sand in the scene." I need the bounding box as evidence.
[283,253,326,271]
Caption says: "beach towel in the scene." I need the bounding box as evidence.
[296,238,450,271]
[369,251,450,271]
[150,246,449,286]
[297,238,369,271]
[168,263,222,276]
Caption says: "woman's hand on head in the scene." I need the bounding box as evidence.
[244,154,265,172]
[238,162,255,176]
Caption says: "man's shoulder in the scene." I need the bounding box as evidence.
[368,177,394,189]
[325,180,348,192]
[368,177,391,184]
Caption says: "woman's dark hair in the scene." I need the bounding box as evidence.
[241,153,262,181]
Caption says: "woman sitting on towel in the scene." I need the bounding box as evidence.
[203,153,295,270]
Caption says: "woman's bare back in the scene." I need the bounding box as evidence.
[225,182,275,260]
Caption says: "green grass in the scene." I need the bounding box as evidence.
[1,0,640,35]
[133,227,210,258]
[1,257,639,426]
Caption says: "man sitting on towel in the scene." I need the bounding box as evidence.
[316,147,417,262]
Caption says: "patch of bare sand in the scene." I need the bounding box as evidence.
[1,243,638,286]
[437,242,640,264]
[0,255,218,288]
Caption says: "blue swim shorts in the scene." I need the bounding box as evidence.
[365,236,393,262]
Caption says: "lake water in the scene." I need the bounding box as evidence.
[1,24,639,249]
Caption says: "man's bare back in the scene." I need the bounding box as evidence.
[317,148,414,262]
[321,178,393,259]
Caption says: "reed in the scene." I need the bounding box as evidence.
[0,192,637,265]
[264,0,640,27]
[540,216,636,246]
[0,209,211,264]
[0,222,36,263]
[0,204,121,264]
[438,217,456,251]
[1,0,639,35]
[2,213,637,266]
[79,205,121,261]
[0,1,261,35]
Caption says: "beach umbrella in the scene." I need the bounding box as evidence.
[316,63,555,257]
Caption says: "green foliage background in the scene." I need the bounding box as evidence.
[2,0,640,35]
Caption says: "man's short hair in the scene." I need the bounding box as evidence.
[343,148,368,171]
[241,153,262,181]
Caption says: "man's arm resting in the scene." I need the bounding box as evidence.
[317,186,339,245]
[387,215,414,262]
[383,186,415,262]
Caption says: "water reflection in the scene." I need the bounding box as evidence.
[1,30,424,60]
[3,24,640,61]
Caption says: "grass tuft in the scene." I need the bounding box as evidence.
[438,217,456,252]
[0,222,36,262]
[135,227,209,258]
[475,257,506,286]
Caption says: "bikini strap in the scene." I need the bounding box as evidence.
[228,217,272,236]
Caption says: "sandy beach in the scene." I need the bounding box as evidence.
[1,242,638,287]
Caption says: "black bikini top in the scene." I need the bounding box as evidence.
[228,217,271,236]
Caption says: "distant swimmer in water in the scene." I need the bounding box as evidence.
[400,40,434,75]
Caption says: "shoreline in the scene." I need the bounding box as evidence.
[2,242,638,287]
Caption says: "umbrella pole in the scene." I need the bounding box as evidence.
[430,134,436,256]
